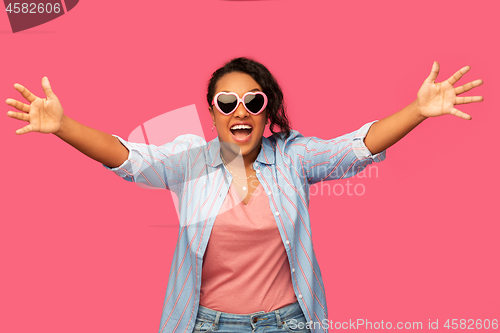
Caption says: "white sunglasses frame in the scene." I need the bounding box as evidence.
[211,91,268,115]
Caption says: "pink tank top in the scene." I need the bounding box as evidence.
[199,182,297,314]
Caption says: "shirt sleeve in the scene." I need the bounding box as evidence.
[286,120,386,184]
[102,134,203,193]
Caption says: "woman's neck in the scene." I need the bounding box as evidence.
[220,145,260,171]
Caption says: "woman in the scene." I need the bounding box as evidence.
[6,57,483,333]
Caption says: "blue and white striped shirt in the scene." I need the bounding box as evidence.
[103,120,386,333]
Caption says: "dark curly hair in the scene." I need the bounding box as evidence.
[207,57,292,140]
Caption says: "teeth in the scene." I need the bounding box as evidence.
[230,124,252,130]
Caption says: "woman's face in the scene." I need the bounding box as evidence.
[210,72,268,160]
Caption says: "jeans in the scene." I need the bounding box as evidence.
[192,301,312,333]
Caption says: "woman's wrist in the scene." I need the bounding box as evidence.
[54,114,69,137]
[413,99,429,122]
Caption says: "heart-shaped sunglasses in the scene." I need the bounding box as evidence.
[212,91,268,115]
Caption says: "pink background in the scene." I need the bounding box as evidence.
[1,0,498,332]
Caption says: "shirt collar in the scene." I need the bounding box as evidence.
[205,135,276,167]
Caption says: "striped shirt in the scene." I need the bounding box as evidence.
[102,120,386,333]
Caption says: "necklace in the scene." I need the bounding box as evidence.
[231,176,251,191]
[220,153,256,190]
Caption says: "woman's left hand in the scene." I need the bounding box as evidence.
[416,61,483,120]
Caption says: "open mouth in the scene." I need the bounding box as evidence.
[230,125,253,140]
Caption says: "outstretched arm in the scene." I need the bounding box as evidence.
[363,61,484,155]
[6,77,129,168]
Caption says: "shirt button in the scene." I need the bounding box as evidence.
[256,170,260,174]
[285,240,290,245]
[292,268,295,272]
[267,191,271,195]
[298,294,303,299]
[275,212,280,216]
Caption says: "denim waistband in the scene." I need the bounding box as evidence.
[196,301,304,327]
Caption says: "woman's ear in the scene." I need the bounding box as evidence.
[209,107,215,122]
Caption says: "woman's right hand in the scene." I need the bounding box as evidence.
[6,76,64,135]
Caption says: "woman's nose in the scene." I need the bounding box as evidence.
[234,101,249,118]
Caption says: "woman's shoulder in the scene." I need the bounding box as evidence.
[270,129,309,147]
[163,133,207,148]
[270,129,299,141]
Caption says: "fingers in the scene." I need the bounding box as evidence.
[454,77,483,105]
[14,83,37,103]
[41,76,56,99]
[450,107,472,120]
[424,61,440,84]
[7,110,30,122]
[455,95,484,105]
[6,96,32,135]
[455,79,483,95]
[447,66,470,86]
[14,124,34,135]
[5,98,30,112]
